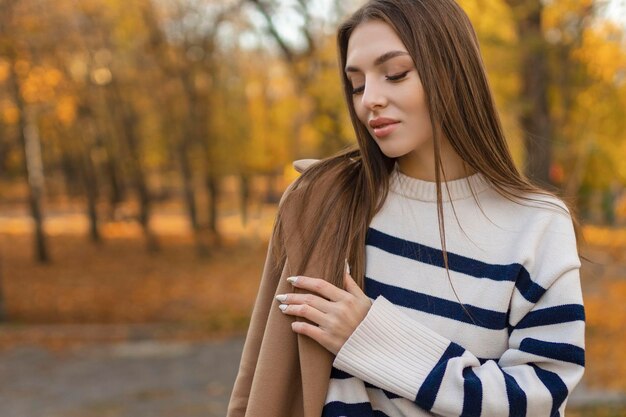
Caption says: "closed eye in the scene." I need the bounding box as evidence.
[386,70,410,81]
[351,85,365,95]
[350,71,410,95]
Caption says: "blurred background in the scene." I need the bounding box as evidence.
[0,0,625,416]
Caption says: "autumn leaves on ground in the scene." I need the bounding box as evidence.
[1,205,626,397]
[0,202,278,346]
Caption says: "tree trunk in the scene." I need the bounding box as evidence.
[0,241,6,321]
[206,173,221,246]
[93,88,125,221]
[141,2,204,252]
[176,135,208,256]
[124,110,158,251]
[104,154,124,220]
[0,124,9,177]
[109,83,158,252]
[79,120,101,243]
[507,0,553,187]
[9,62,49,263]
[240,173,250,227]
[60,152,82,197]
[177,140,199,230]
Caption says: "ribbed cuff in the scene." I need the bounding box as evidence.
[333,295,451,399]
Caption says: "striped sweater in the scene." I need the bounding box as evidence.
[322,164,585,417]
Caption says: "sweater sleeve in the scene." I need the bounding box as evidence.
[333,210,585,417]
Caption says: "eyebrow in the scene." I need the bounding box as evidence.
[345,50,410,73]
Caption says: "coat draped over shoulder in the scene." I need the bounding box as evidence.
[227,160,336,417]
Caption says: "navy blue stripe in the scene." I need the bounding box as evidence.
[415,342,465,410]
[515,304,585,330]
[321,401,389,417]
[519,338,585,366]
[461,368,482,416]
[503,371,527,417]
[330,367,400,399]
[365,277,507,330]
[367,227,545,303]
[363,381,401,399]
[330,367,353,379]
[514,268,547,303]
[367,227,520,282]
[531,364,568,417]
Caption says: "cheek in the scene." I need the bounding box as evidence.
[404,84,430,120]
[352,100,368,125]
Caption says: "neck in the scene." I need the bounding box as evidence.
[397,139,474,181]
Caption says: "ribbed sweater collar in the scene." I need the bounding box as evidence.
[389,162,491,202]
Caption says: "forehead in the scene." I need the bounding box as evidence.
[346,20,407,64]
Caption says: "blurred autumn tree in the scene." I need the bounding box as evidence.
[0,0,624,264]
[460,0,626,209]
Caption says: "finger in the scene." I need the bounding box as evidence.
[287,275,346,302]
[275,292,333,313]
[343,271,359,295]
[279,302,326,325]
[291,321,329,346]
[343,259,360,295]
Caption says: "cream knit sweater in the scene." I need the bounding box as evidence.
[323,164,585,417]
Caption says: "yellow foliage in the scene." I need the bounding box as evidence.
[1,100,19,125]
[55,95,77,126]
[0,59,9,82]
[577,23,626,84]
[458,0,516,44]
[543,0,593,34]
[584,225,626,247]
[21,65,65,104]
[14,59,30,77]
[283,163,301,185]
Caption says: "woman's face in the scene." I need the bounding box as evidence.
[345,20,433,160]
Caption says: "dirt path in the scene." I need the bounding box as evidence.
[0,336,625,417]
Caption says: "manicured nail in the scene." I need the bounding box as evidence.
[279,304,288,312]
[275,294,287,302]
[287,276,299,284]
[345,258,351,275]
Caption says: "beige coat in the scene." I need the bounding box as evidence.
[227,159,336,417]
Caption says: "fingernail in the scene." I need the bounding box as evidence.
[279,304,288,312]
[345,258,351,275]
[287,276,298,284]
[275,294,287,302]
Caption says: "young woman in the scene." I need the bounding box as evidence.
[228,1,585,416]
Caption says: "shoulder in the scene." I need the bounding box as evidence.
[279,156,354,225]
[481,185,573,222]
[517,192,574,227]
[284,157,352,201]
[503,191,578,247]
[277,159,321,206]
[475,186,578,248]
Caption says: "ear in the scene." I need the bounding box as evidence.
[292,159,320,173]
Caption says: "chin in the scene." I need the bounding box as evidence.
[376,143,414,159]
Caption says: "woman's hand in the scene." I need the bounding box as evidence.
[275,259,372,355]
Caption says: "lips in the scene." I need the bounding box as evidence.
[369,117,399,129]
[369,117,400,138]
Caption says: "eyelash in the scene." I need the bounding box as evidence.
[351,71,410,95]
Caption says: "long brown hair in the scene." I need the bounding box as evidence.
[269,0,574,292]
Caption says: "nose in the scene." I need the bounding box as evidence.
[360,79,388,110]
